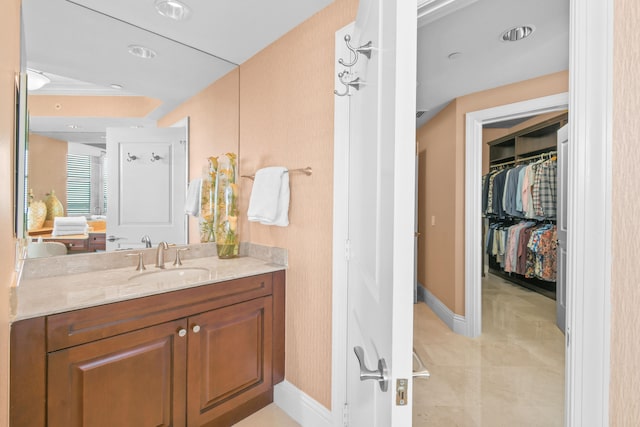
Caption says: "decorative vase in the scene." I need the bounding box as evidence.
[45,189,64,220]
[200,156,218,243]
[27,189,47,231]
[214,153,239,258]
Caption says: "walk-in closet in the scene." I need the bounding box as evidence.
[483,112,567,302]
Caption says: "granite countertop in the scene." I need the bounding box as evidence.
[12,243,286,322]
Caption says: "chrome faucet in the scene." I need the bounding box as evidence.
[155,241,169,269]
[141,234,152,248]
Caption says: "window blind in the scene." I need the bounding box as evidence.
[66,153,92,215]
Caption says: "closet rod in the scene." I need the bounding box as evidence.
[490,150,557,169]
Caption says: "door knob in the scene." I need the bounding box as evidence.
[192,325,200,333]
[177,328,187,337]
[354,346,389,391]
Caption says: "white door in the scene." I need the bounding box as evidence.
[106,127,187,251]
[556,124,568,332]
[345,0,416,425]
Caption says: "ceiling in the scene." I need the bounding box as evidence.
[23,0,569,143]
[416,0,569,126]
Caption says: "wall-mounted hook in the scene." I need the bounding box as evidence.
[150,152,162,162]
[334,70,361,97]
[127,153,137,162]
[338,34,373,67]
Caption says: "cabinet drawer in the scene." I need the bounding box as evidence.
[47,273,273,352]
[88,233,105,251]
[51,238,89,252]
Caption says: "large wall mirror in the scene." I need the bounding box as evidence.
[19,0,240,255]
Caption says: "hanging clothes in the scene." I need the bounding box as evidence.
[486,221,557,282]
[483,157,557,220]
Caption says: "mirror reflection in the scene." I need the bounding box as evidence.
[21,0,241,255]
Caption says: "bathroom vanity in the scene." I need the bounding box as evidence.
[10,250,285,427]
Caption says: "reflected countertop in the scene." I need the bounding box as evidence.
[12,248,286,322]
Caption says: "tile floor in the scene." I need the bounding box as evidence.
[233,404,300,426]
[413,273,565,426]
[235,273,565,426]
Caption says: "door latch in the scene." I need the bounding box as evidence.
[353,346,388,391]
[396,379,408,406]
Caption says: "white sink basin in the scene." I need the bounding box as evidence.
[128,267,211,284]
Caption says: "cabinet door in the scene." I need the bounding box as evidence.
[48,319,188,427]
[187,297,273,426]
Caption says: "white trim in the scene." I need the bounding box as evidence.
[421,286,467,335]
[169,116,190,244]
[331,22,353,427]
[274,381,332,427]
[464,92,569,339]
[566,0,612,424]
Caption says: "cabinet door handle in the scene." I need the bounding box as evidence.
[177,328,187,337]
[192,325,201,333]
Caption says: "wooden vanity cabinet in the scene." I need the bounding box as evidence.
[48,319,188,427]
[10,271,285,427]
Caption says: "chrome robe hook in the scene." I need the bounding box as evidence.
[334,70,361,97]
[338,34,373,67]
[126,153,137,162]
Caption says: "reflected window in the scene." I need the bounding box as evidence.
[66,144,107,216]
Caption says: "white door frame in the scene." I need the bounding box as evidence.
[334,0,611,425]
[464,92,568,337]
[331,22,353,427]
[464,0,612,425]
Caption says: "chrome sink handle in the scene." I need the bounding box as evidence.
[174,247,190,266]
[126,252,146,271]
[354,346,388,391]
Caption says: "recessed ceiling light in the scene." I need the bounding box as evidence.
[500,25,535,42]
[67,124,81,129]
[110,84,123,89]
[128,44,157,59]
[155,0,190,21]
[26,68,51,91]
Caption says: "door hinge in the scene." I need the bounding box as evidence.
[342,402,349,427]
[345,239,351,261]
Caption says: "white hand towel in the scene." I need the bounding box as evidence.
[53,216,88,227]
[184,178,202,216]
[52,216,88,236]
[248,167,290,227]
[52,226,88,236]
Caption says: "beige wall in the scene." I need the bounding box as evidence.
[0,0,21,424]
[417,71,568,315]
[159,69,240,244]
[610,0,640,423]
[28,134,68,208]
[237,0,357,408]
[28,94,161,117]
[416,101,458,310]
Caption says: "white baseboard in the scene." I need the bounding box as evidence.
[420,284,471,337]
[274,380,332,427]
